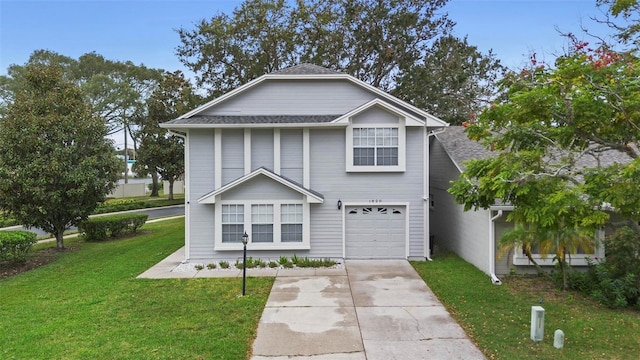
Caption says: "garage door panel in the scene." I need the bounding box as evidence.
[345,205,406,259]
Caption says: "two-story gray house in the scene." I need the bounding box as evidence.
[160,64,448,263]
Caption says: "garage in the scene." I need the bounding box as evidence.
[345,206,406,259]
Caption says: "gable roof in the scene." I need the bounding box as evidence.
[161,64,448,128]
[435,126,495,172]
[197,167,324,204]
[436,126,634,173]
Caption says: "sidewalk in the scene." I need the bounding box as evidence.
[139,250,486,359]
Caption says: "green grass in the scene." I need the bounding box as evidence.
[412,253,640,360]
[1,219,273,359]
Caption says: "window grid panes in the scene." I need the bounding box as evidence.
[252,204,273,243]
[222,204,244,243]
[353,127,398,166]
[281,204,303,242]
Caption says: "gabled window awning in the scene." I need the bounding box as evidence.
[197,167,324,204]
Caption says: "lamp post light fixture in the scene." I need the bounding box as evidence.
[241,231,249,296]
[337,199,342,210]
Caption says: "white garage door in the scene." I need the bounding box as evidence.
[345,206,406,259]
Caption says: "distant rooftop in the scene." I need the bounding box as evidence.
[436,126,633,171]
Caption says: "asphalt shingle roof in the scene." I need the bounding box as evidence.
[163,114,343,126]
[271,63,342,75]
[436,126,633,171]
[435,126,495,171]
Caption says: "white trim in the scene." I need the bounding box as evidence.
[345,120,406,172]
[303,128,310,188]
[341,202,410,259]
[332,99,426,127]
[424,128,429,258]
[184,130,191,261]
[214,129,222,189]
[214,200,311,251]
[512,230,605,267]
[197,168,324,204]
[244,128,251,175]
[274,128,281,174]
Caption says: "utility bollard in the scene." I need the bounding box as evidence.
[554,329,565,349]
[530,306,545,342]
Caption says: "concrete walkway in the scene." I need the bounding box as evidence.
[138,252,485,359]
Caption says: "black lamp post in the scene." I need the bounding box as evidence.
[241,231,248,296]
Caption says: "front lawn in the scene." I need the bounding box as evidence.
[412,253,640,360]
[0,219,273,359]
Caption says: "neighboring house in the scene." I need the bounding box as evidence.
[429,126,631,283]
[160,64,448,263]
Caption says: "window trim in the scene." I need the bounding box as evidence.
[214,199,310,251]
[346,120,406,172]
[512,229,605,266]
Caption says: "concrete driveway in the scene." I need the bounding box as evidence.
[251,260,485,360]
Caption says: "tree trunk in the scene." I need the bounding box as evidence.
[168,179,174,200]
[150,172,159,197]
[524,248,555,282]
[55,227,65,250]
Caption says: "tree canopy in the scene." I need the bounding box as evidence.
[448,33,639,287]
[134,71,199,199]
[0,63,120,249]
[176,0,502,124]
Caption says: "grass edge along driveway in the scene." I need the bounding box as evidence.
[0,218,273,360]
[412,253,640,360]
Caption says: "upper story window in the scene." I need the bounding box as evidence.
[346,123,406,172]
[353,128,399,166]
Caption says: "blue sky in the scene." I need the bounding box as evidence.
[0,0,616,78]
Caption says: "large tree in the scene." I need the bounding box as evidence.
[392,35,505,125]
[176,0,454,96]
[448,38,639,288]
[0,64,120,249]
[134,71,199,199]
[0,50,163,182]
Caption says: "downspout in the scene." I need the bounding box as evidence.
[489,210,503,285]
[424,127,447,261]
[168,129,190,262]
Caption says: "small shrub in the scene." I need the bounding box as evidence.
[79,214,148,241]
[278,256,289,265]
[219,261,229,269]
[207,263,217,269]
[268,261,278,268]
[235,259,244,269]
[257,259,267,268]
[194,264,204,271]
[282,262,294,268]
[0,230,37,265]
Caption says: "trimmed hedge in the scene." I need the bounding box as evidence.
[79,214,149,242]
[0,230,37,265]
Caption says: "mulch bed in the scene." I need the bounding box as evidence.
[0,247,76,280]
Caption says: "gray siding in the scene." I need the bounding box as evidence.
[309,127,425,259]
[429,139,491,274]
[204,79,376,115]
[221,176,303,201]
[280,129,303,182]
[251,129,274,171]
[221,129,244,185]
[352,106,399,124]
[188,129,216,259]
